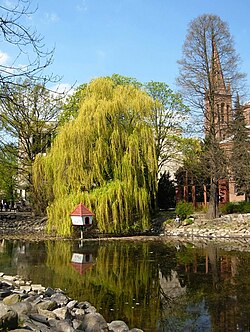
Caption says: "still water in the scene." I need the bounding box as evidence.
[0,238,250,332]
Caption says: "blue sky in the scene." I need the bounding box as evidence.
[2,0,250,96]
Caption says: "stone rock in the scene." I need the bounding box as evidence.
[48,318,75,331]
[108,320,130,331]
[72,318,86,330]
[10,301,33,315]
[29,312,49,325]
[0,307,18,330]
[3,293,20,305]
[129,329,144,332]
[36,299,58,311]
[82,312,108,332]
[0,273,143,331]
[38,308,57,319]
[53,306,72,320]
[50,292,69,306]
[44,287,56,297]
[73,307,85,320]
[67,299,78,309]
[31,284,46,292]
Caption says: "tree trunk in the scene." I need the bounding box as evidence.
[206,180,219,219]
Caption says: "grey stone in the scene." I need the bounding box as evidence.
[48,318,75,331]
[37,308,57,319]
[73,308,85,320]
[50,292,69,306]
[108,320,129,332]
[36,299,58,311]
[53,306,72,320]
[10,301,33,315]
[82,312,108,332]
[67,299,78,309]
[73,318,86,330]
[44,287,56,297]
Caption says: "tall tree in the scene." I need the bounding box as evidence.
[144,81,189,174]
[1,80,63,200]
[177,14,246,218]
[33,77,157,235]
[0,143,17,202]
[230,98,250,201]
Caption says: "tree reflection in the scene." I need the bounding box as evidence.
[1,239,250,331]
[45,241,161,331]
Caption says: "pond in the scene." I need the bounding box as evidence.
[0,238,250,331]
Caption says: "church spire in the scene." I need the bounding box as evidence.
[211,39,227,93]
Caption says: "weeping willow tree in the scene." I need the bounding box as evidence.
[33,77,157,235]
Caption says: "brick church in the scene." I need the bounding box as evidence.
[176,41,250,206]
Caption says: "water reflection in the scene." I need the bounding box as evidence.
[0,238,250,331]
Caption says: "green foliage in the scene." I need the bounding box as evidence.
[230,104,250,200]
[183,218,194,225]
[33,77,158,235]
[0,144,17,201]
[58,83,87,126]
[144,81,189,173]
[175,201,194,220]
[163,219,174,226]
[220,201,250,214]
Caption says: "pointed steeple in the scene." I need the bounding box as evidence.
[211,39,226,93]
[234,92,240,109]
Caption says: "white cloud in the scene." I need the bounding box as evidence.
[76,0,87,12]
[44,12,59,24]
[0,51,9,65]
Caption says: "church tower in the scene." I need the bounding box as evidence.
[205,40,233,140]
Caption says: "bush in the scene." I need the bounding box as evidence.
[175,201,194,220]
[220,201,250,214]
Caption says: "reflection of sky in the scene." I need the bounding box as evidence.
[161,298,211,332]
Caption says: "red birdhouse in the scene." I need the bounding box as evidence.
[70,203,94,227]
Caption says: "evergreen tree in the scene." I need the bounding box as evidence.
[33,77,158,235]
[231,101,250,200]
[157,171,176,210]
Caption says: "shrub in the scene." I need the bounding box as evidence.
[175,201,194,220]
[220,201,250,214]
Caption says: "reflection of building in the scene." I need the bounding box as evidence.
[159,270,186,300]
[71,252,94,275]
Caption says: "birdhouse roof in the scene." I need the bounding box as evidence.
[70,203,95,217]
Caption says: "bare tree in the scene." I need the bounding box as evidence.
[177,14,246,218]
[0,0,57,91]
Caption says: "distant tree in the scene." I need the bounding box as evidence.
[177,14,246,218]
[0,80,63,199]
[0,144,17,202]
[33,77,158,235]
[157,171,176,210]
[144,81,189,174]
[230,98,250,201]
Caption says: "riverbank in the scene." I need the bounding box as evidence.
[0,273,142,331]
[1,210,250,244]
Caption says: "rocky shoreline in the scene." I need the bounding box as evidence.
[0,273,143,332]
[163,212,250,239]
